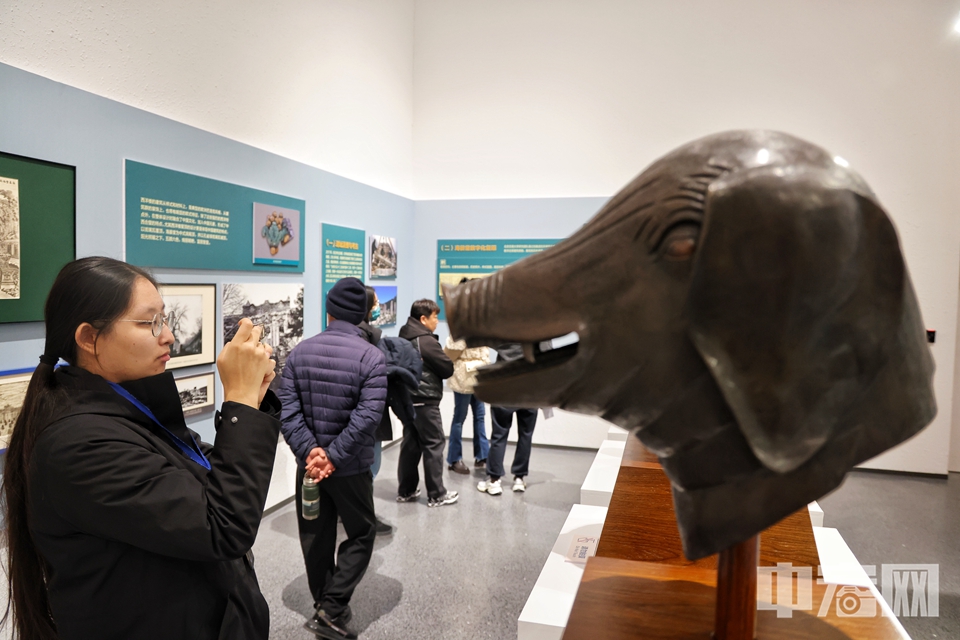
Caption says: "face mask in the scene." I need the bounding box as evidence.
[371,306,381,321]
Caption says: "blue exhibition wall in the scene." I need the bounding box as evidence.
[0,63,415,442]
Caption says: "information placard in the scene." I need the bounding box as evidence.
[322,223,365,329]
[436,239,560,320]
[125,161,305,273]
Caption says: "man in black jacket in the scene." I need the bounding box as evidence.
[396,299,459,507]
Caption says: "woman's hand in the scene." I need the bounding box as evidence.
[217,319,276,409]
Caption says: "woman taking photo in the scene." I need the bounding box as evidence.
[3,257,280,640]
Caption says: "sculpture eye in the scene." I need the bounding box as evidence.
[660,222,699,260]
[666,237,696,259]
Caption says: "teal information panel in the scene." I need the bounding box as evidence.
[125,160,305,272]
[436,239,560,320]
[322,223,365,329]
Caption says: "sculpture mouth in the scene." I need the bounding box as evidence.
[472,331,581,383]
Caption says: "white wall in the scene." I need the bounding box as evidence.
[0,0,416,197]
[412,1,960,473]
[3,1,959,472]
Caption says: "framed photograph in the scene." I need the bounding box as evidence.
[372,285,397,327]
[370,235,397,278]
[0,367,34,451]
[0,151,76,323]
[253,202,301,266]
[222,283,303,378]
[175,372,215,417]
[159,284,217,370]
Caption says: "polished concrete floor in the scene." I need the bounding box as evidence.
[819,469,960,639]
[0,442,952,639]
[252,441,596,640]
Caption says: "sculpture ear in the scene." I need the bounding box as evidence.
[686,166,905,474]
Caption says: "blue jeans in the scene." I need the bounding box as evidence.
[446,392,489,464]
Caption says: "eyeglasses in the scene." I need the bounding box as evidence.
[117,312,169,337]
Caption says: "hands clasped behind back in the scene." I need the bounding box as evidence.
[218,318,276,409]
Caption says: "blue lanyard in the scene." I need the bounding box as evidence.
[108,382,212,470]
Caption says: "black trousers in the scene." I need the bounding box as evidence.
[487,407,538,480]
[397,403,447,499]
[296,466,376,618]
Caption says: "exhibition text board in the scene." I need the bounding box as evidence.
[124,160,305,272]
[322,223,365,330]
[436,239,560,320]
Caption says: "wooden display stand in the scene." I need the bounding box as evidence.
[562,556,903,639]
[564,438,905,639]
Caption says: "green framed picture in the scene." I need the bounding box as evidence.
[0,151,76,323]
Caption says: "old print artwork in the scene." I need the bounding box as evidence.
[159,284,216,370]
[175,372,215,416]
[223,282,304,380]
[0,370,31,449]
[254,202,301,266]
[370,235,397,278]
[0,176,20,300]
[372,286,398,327]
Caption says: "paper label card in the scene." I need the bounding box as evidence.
[566,536,599,564]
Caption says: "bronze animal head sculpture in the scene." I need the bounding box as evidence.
[444,130,936,559]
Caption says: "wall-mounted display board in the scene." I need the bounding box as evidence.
[371,286,397,328]
[124,160,305,273]
[370,235,397,278]
[222,282,304,382]
[158,284,217,370]
[0,367,34,452]
[175,372,216,417]
[321,223,365,330]
[0,152,76,323]
[435,239,560,320]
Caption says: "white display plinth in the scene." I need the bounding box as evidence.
[518,504,609,640]
[812,527,911,638]
[807,500,824,527]
[580,439,626,507]
[606,425,628,441]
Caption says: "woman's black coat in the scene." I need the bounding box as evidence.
[27,367,280,640]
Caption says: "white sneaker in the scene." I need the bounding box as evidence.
[477,478,503,495]
[513,476,527,492]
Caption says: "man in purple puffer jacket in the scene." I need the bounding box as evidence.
[278,277,386,640]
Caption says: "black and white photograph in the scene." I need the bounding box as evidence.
[369,235,397,278]
[0,175,20,300]
[174,372,215,416]
[0,369,31,449]
[159,284,216,370]
[222,282,304,377]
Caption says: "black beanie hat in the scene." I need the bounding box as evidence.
[326,277,367,325]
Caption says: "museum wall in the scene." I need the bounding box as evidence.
[3,1,960,473]
[0,62,417,451]
[0,0,417,197]
[411,0,960,473]
[413,197,615,449]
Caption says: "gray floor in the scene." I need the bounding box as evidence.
[252,443,960,640]
[252,442,596,640]
[820,470,960,639]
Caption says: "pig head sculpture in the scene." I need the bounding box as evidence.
[444,130,936,560]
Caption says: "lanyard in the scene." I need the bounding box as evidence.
[108,382,212,471]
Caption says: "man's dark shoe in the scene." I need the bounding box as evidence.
[448,460,470,474]
[305,608,357,639]
[474,458,487,468]
[396,489,421,503]
[375,516,395,536]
